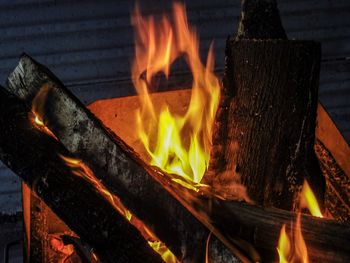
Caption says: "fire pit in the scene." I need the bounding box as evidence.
[0,1,349,262]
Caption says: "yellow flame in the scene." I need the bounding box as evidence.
[300,180,323,218]
[277,180,323,262]
[294,214,309,263]
[277,214,309,263]
[277,225,290,263]
[132,2,220,184]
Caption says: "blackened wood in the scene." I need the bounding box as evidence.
[236,0,287,40]
[6,54,244,263]
[211,39,325,210]
[0,88,163,263]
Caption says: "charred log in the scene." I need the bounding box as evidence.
[6,54,244,263]
[0,87,163,263]
[208,0,325,210]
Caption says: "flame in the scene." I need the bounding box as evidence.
[277,225,291,263]
[59,155,178,263]
[277,214,309,263]
[300,180,323,218]
[277,180,323,262]
[132,2,220,184]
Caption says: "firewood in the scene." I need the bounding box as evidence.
[4,61,350,261]
[6,54,246,263]
[0,87,163,263]
[207,0,325,210]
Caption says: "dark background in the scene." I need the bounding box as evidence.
[0,0,349,261]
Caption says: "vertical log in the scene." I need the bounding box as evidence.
[208,0,325,210]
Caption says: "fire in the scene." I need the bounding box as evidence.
[300,180,323,218]
[276,225,290,263]
[132,2,220,184]
[277,180,323,262]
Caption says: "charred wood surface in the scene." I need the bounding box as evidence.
[211,39,325,210]
[0,88,163,263]
[6,54,242,263]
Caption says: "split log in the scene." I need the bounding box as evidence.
[6,55,246,262]
[0,88,163,263]
[208,0,325,210]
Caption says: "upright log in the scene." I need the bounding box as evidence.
[6,55,245,263]
[208,0,325,210]
[0,88,163,263]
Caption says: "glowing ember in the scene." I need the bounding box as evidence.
[132,2,220,184]
[277,180,323,262]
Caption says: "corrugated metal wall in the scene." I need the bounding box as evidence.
[0,0,349,213]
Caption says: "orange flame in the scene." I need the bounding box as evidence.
[277,225,290,263]
[132,2,220,184]
[277,180,323,262]
[31,84,58,140]
[277,214,309,263]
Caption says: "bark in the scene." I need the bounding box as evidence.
[6,54,243,263]
[0,88,163,263]
[208,39,324,210]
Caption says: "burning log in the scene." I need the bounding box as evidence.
[6,55,246,262]
[208,0,325,210]
[211,199,350,263]
[0,88,163,263]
